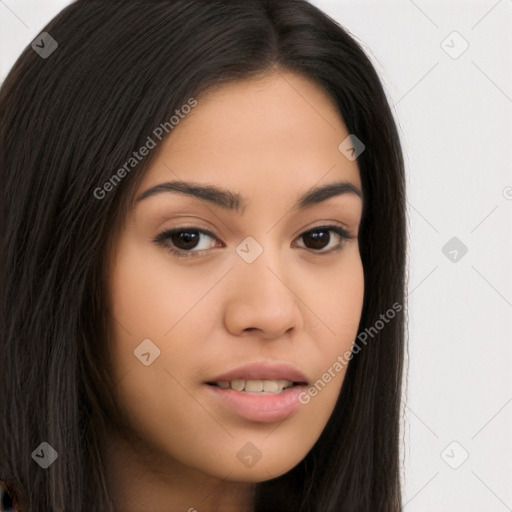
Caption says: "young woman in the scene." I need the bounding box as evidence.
[0,1,407,510]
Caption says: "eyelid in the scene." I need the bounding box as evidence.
[152,226,223,256]
[153,223,353,259]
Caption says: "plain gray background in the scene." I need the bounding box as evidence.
[1,1,511,510]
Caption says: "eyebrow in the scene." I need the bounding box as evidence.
[135,179,362,213]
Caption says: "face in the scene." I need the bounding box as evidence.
[105,70,364,483]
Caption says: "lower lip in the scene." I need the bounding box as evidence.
[205,384,306,423]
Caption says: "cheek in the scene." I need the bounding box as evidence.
[105,235,365,480]
[107,234,214,341]
[105,244,231,474]
[307,247,365,353]
[296,250,364,412]
[105,237,211,421]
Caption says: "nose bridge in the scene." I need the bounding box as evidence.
[236,232,291,294]
[224,235,303,338]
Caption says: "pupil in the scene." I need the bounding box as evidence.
[304,230,329,249]
[172,230,199,250]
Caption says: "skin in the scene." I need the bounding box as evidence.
[101,70,365,512]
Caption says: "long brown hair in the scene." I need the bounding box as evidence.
[0,1,407,510]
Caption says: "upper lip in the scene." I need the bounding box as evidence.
[207,361,309,384]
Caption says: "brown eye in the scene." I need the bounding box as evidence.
[296,225,351,254]
[153,224,352,259]
[170,229,202,250]
[302,229,331,250]
[153,227,220,257]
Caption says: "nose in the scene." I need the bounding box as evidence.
[223,248,305,340]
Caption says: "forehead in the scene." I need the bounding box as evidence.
[138,70,361,203]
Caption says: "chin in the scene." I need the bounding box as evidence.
[194,437,312,483]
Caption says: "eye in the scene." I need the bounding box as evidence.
[153,224,352,258]
[294,225,352,253]
[153,227,221,258]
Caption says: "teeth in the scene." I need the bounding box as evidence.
[263,380,279,393]
[231,379,245,392]
[245,380,263,392]
[215,379,294,393]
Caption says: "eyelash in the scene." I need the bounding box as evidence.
[153,224,352,259]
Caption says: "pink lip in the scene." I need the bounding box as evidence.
[205,361,308,423]
[207,361,309,384]
[205,383,307,423]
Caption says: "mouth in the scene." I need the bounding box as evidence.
[204,362,309,423]
[206,379,303,394]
